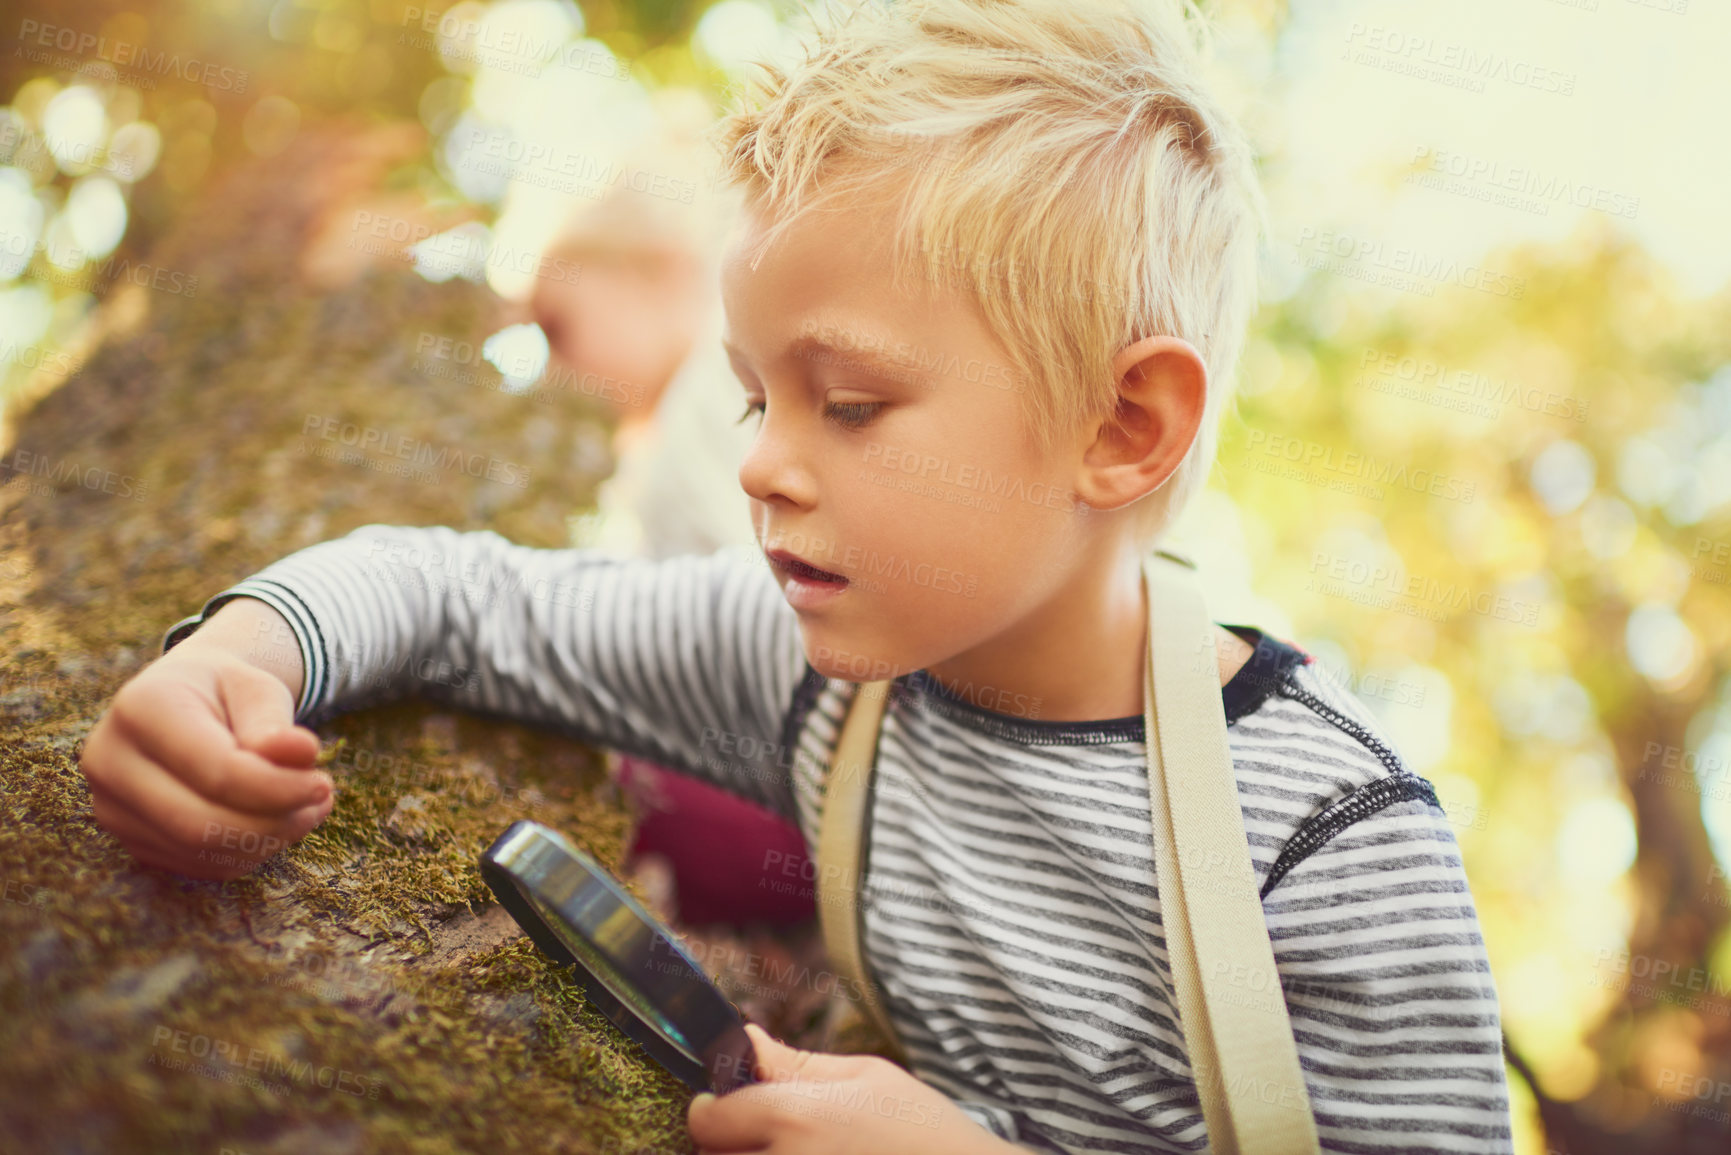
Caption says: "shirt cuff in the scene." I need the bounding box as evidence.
[160,578,327,723]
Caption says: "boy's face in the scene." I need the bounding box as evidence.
[719,192,1095,685]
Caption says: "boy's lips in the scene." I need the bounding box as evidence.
[765,548,851,610]
[765,549,848,584]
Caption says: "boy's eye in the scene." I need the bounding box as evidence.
[822,401,883,430]
[733,399,884,430]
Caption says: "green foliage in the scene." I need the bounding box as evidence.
[1220,213,1731,1149]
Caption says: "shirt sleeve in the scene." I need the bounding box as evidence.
[1261,795,1514,1154]
[160,523,811,819]
[951,1098,1048,1153]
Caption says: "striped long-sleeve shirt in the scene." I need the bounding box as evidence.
[163,523,1513,1154]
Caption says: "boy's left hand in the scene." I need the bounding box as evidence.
[686,1023,1015,1155]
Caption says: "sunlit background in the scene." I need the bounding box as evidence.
[3,1,1729,1151]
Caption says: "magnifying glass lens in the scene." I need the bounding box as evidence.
[525,890,699,1062]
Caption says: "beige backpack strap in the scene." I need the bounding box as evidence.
[816,678,908,1063]
[1143,550,1321,1154]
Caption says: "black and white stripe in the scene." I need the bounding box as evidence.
[164,523,1512,1153]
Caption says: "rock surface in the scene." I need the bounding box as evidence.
[0,125,705,1155]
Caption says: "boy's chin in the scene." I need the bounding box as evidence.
[798,629,910,685]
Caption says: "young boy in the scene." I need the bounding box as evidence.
[78,1,1513,1151]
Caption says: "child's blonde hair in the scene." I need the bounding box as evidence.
[710,0,1267,543]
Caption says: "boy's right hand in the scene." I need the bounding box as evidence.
[78,598,334,881]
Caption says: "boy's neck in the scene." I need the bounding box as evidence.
[920,552,1254,723]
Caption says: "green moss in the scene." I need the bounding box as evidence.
[0,128,694,1153]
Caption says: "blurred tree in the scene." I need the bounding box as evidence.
[1221,212,1731,1152]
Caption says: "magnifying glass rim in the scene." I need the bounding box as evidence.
[479,819,757,1094]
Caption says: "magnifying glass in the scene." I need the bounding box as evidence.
[480,820,758,1094]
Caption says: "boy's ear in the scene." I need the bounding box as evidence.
[1073,335,1208,513]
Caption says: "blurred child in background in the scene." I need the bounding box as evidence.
[526,142,817,928]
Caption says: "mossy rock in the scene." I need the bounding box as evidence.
[0,125,697,1154]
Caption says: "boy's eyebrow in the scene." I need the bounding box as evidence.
[721,332,931,386]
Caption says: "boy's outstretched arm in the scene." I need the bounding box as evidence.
[82,523,810,878]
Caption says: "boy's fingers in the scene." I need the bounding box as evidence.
[120,679,332,816]
[687,1087,777,1151]
[96,720,330,862]
[90,778,196,870]
[744,1024,810,1082]
[217,664,325,776]
[245,726,321,769]
[87,746,321,879]
[219,664,314,761]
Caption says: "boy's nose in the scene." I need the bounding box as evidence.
[738,418,818,511]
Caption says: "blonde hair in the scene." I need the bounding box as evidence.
[710,0,1267,543]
